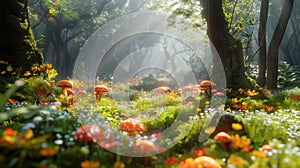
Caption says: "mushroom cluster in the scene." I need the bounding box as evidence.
[120,118,145,136]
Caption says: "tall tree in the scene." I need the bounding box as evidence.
[266,0,294,89]
[258,0,269,86]
[199,0,250,90]
[0,0,43,71]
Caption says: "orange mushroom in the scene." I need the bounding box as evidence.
[154,86,171,95]
[199,80,216,98]
[214,132,232,143]
[93,85,110,102]
[194,156,222,168]
[58,80,73,89]
[214,92,226,97]
[134,140,157,154]
[120,118,145,136]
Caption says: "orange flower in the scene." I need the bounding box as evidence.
[266,106,274,111]
[251,150,267,159]
[231,134,252,151]
[39,147,59,157]
[24,71,31,76]
[113,161,125,168]
[81,160,100,168]
[231,98,238,104]
[246,89,259,96]
[229,155,247,167]
[47,64,53,69]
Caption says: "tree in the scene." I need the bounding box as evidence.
[199,0,256,90]
[0,0,43,71]
[266,0,294,89]
[258,0,269,86]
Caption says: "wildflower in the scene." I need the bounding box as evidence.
[53,1,59,6]
[238,88,244,94]
[39,147,59,157]
[113,161,125,168]
[48,9,55,14]
[47,64,53,69]
[191,149,204,157]
[81,160,100,168]
[232,123,243,131]
[251,150,267,159]
[25,129,34,139]
[231,134,252,151]
[165,157,179,166]
[266,106,274,112]
[24,71,31,76]
[48,17,54,22]
[231,98,238,104]
[246,89,259,96]
[229,155,247,167]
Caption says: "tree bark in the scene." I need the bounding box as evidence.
[266,0,294,89]
[0,0,43,71]
[258,0,269,87]
[200,0,249,90]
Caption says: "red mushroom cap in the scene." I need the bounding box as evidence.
[214,92,225,97]
[58,80,73,88]
[134,140,157,154]
[120,118,145,136]
[74,125,105,142]
[199,80,216,88]
[214,132,231,142]
[94,85,110,93]
[183,85,194,91]
[211,89,218,94]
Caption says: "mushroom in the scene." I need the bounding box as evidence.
[134,140,157,154]
[66,88,74,104]
[74,125,105,142]
[194,156,222,168]
[213,92,226,97]
[120,118,145,136]
[93,85,110,102]
[58,80,73,90]
[198,80,216,98]
[214,132,232,143]
[154,86,171,96]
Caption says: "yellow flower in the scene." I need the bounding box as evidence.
[53,1,59,6]
[24,71,31,76]
[25,129,34,139]
[80,146,90,155]
[251,150,267,159]
[81,160,100,168]
[232,123,243,131]
[48,17,54,22]
[231,134,252,151]
[113,161,125,168]
[231,98,238,104]
[39,147,59,157]
[246,89,259,96]
[229,155,247,167]
[49,9,55,14]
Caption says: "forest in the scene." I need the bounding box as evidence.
[0,0,300,167]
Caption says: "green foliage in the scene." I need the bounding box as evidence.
[278,61,300,90]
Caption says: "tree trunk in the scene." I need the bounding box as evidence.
[266,0,294,89]
[200,0,249,90]
[258,0,269,87]
[0,0,43,71]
